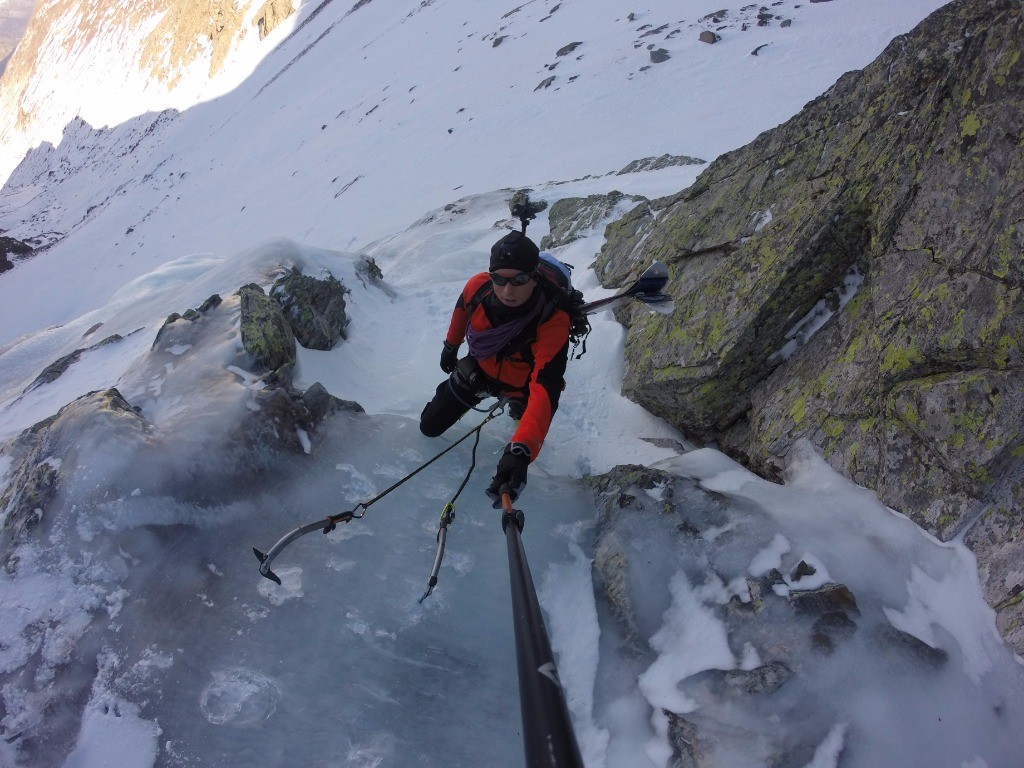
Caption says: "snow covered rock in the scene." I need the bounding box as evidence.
[540,191,646,250]
[0,388,149,564]
[586,460,960,765]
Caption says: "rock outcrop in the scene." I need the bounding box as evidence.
[254,0,295,40]
[239,283,297,377]
[596,0,1024,648]
[541,192,646,250]
[2,277,363,566]
[0,234,31,273]
[270,266,349,350]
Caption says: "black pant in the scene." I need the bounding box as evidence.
[419,377,482,437]
[419,376,524,437]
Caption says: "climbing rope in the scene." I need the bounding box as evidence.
[253,401,505,585]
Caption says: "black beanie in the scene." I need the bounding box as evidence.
[489,231,540,273]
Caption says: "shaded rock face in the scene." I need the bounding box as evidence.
[596,0,1024,641]
[270,266,349,350]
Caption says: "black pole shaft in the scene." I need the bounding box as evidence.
[503,511,585,768]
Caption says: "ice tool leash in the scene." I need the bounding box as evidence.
[253,401,505,585]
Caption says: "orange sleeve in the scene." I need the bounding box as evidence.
[445,273,491,347]
[511,308,571,460]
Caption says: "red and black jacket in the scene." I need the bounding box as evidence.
[445,272,570,459]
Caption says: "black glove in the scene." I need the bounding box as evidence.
[487,442,531,508]
[440,341,459,374]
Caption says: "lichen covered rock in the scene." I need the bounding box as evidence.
[238,283,296,376]
[596,0,1024,644]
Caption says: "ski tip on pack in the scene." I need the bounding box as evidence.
[252,547,283,585]
[638,292,674,315]
[636,261,669,295]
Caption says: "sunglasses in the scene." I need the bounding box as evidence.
[489,271,534,287]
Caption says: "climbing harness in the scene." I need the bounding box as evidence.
[253,401,505,584]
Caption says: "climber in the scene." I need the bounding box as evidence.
[419,230,571,507]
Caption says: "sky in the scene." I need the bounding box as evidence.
[2,1,1023,767]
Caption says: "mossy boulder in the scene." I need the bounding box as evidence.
[596,0,1024,648]
[238,283,296,376]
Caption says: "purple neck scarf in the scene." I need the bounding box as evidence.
[465,295,547,359]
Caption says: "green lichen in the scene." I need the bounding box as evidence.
[961,114,982,139]
[899,400,925,430]
[840,333,865,364]
[938,309,968,348]
[790,395,808,424]
[994,591,1024,611]
[965,463,993,485]
[823,417,846,438]
[993,48,1021,88]
[880,339,925,375]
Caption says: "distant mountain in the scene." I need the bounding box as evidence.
[0,0,38,76]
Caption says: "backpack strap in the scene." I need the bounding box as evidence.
[464,280,492,320]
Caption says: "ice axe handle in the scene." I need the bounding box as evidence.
[500,490,524,533]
